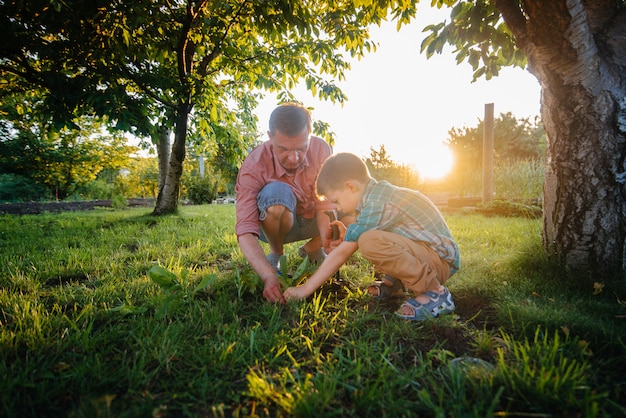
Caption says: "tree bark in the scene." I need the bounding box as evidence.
[499,0,626,279]
[152,105,190,215]
[156,125,171,198]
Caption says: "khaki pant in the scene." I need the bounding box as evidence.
[358,230,450,295]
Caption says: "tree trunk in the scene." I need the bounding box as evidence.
[152,105,190,215]
[517,1,626,279]
[156,125,171,199]
[540,84,624,277]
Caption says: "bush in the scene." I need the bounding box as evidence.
[0,174,48,202]
[185,174,218,204]
[436,159,544,202]
[71,179,118,200]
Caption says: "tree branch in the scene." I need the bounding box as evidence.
[495,0,529,49]
[197,0,251,76]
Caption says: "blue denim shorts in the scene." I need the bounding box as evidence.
[257,181,319,244]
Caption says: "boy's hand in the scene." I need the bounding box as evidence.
[283,285,309,301]
[324,221,346,254]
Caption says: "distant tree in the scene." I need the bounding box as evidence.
[115,158,161,200]
[446,112,545,171]
[365,145,421,190]
[0,115,133,200]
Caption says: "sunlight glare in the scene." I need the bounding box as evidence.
[410,143,454,180]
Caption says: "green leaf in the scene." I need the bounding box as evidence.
[279,255,288,276]
[109,303,148,316]
[292,256,310,282]
[147,264,179,289]
[193,273,218,295]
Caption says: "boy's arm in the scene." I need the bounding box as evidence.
[284,240,358,301]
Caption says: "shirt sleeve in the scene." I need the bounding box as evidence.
[234,159,263,237]
[344,200,383,242]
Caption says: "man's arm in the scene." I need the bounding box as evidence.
[238,233,285,304]
[283,240,358,301]
[315,208,333,253]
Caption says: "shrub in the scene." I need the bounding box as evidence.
[185,173,219,204]
[436,159,544,202]
[71,179,118,200]
[0,174,48,202]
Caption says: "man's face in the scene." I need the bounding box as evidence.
[269,128,310,173]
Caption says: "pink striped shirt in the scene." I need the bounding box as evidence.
[235,136,334,237]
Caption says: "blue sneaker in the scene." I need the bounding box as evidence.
[266,253,282,275]
[396,287,455,321]
[298,246,326,264]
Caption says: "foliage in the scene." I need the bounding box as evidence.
[0,113,135,200]
[422,0,526,81]
[0,0,424,213]
[364,144,421,189]
[476,199,542,218]
[115,158,160,199]
[0,174,48,202]
[444,159,545,201]
[445,112,545,171]
[0,206,624,416]
[185,173,219,205]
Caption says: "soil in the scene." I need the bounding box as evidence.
[0,198,156,215]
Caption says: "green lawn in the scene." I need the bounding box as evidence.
[0,205,624,417]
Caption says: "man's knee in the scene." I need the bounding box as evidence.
[265,204,289,219]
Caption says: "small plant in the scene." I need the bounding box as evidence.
[111,194,128,209]
[147,264,216,318]
[278,255,315,289]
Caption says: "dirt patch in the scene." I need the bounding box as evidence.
[0,198,156,215]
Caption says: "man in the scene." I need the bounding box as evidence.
[235,103,335,303]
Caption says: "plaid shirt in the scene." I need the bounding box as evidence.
[344,179,460,272]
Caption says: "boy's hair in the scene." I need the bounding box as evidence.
[269,103,312,137]
[316,152,371,197]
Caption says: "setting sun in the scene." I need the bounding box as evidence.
[410,143,454,180]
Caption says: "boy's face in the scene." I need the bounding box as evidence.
[323,181,361,215]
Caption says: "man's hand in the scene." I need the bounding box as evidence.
[262,275,286,304]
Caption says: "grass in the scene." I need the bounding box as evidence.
[1,205,625,417]
[425,159,544,204]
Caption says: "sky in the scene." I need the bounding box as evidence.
[255,6,542,179]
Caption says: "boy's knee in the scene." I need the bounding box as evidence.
[358,230,387,257]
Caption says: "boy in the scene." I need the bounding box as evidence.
[283,152,460,321]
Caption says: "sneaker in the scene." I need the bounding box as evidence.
[266,253,282,275]
[396,287,455,321]
[298,246,326,264]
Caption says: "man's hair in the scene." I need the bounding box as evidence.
[268,103,312,137]
[316,153,371,197]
